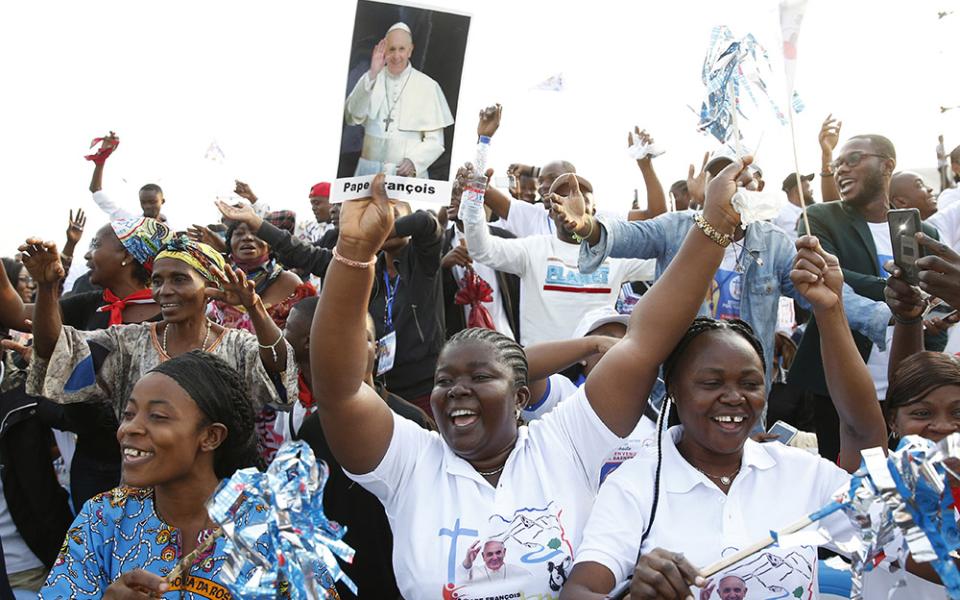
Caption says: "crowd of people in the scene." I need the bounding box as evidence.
[2,61,960,600]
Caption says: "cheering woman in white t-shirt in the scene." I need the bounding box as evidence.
[558,170,949,597]
[307,161,758,599]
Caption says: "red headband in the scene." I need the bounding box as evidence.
[310,182,331,198]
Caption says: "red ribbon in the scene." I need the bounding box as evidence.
[454,269,496,330]
[97,288,155,326]
[84,136,119,165]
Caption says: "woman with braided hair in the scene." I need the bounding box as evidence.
[41,351,262,599]
[309,164,757,599]
[20,235,297,468]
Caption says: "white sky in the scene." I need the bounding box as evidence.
[1,0,958,253]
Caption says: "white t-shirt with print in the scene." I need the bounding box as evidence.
[464,226,655,347]
[708,244,743,320]
[346,387,623,600]
[575,426,854,597]
[865,221,895,398]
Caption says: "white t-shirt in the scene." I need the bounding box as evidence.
[464,226,655,347]
[937,187,960,211]
[452,227,516,340]
[576,426,854,597]
[708,245,743,320]
[772,202,804,241]
[345,387,623,600]
[522,373,579,422]
[865,221,895,398]
[500,199,555,238]
[928,200,960,254]
[0,479,43,575]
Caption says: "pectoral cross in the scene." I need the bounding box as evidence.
[383,115,394,131]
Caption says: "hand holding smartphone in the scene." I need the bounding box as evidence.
[887,208,924,286]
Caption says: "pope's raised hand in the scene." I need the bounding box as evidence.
[337,174,396,260]
[369,39,386,79]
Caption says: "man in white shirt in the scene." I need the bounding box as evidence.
[772,172,814,240]
[937,143,960,210]
[344,22,454,178]
[464,173,654,347]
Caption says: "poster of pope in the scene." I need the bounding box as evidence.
[335,0,470,203]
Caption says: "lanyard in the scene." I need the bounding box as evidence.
[383,269,401,332]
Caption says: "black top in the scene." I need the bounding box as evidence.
[262,212,445,400]
[295,384,433,600]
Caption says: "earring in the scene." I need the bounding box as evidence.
[121,260,128,267]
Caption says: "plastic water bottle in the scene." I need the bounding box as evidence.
[458,174,488,225]
[458,136,492,225]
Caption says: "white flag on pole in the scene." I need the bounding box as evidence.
[779,0,808,96]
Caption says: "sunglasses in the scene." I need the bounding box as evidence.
[830,151,889,172]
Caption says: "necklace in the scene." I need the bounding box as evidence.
[477,463,506,477]
[162,319,212,356]
[693,464,741,486]
[382,69,413,132]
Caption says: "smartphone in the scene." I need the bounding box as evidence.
[887,208,924,286]
[767,420,799,445]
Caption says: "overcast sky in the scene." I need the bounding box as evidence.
[1,0,957,252]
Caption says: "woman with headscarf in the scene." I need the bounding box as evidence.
[208,213,315,461]
[41,351,265,599]
[209,213,315,332]
[21,234,297,466]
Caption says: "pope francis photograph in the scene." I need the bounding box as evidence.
[344,21,455,179]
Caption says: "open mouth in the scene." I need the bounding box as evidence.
[122,447,155,464]
[711,414,748,432]
[449,408,480,428]
[838,178,856,195]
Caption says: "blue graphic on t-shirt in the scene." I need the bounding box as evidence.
[709,269,742,319]
[877,254,893,279]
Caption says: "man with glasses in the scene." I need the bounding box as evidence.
[787,134,944,461]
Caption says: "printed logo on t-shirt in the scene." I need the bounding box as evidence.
[439,502,573,599]
[543,258,611,294]
[708,269,742,320]
[700,545,817,600]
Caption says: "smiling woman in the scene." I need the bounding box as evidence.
[40,351,262,600]
[20,235,297,471]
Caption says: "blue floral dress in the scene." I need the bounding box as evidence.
[41,486,235,599]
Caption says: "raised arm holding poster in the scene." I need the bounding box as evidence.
[333,0,470,204]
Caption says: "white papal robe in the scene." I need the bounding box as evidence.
[344,63,454,178]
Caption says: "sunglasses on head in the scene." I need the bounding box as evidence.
[830,151,889,172]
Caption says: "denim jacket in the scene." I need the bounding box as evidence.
[578,211,891,375]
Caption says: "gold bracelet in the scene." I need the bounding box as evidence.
[692,213,732,248]
[332,247,377,269]
[572,216,595,243]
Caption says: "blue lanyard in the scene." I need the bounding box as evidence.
[383,269,400,332]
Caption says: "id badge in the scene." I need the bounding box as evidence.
[377,331,397,376]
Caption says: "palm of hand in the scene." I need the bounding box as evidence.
[67,225,83,244]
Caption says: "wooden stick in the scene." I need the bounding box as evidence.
[786,97,812,236]
[700,516,814,578]
[165,528,223,583]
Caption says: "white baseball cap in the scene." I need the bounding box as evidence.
[572,306,630,339]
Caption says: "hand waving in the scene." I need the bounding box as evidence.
[187,224,228,254]
[702,156,752,236]
[477,104,502,138]
[337,173,396,260]
[206,265,260,310]
[215,199,263,232]
[819,114,842,157]
[791,236,844,311]
[686,152,710,206]
[66,208,87,246]
[233,180,257,203]
[18,238,65,284]
[548,173,590,235]
[369,39,386,78]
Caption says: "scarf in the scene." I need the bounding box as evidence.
[97,288,156,326]
[156,237,227,284]
[233,257,283,296]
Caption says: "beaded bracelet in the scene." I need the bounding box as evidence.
[332,247,377,269]
[692,213,732,248]
[258,332,285,363]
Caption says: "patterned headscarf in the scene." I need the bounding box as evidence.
[111,217,174,272]
[264,210,296,235]
[155,236,227,284]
